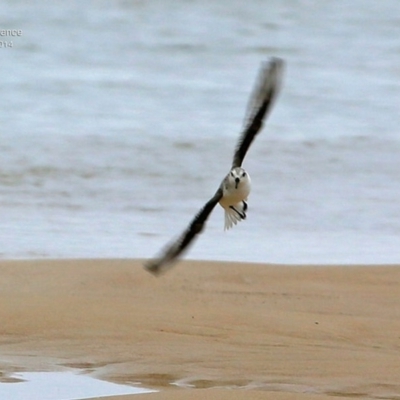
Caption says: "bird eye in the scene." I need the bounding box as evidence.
[230,171,234,177]
[242,172,246,177]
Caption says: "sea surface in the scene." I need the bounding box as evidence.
[1,0,400,264]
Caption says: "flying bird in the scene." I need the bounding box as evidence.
[145,57,285,275]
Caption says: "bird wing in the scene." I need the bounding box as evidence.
[144,187,223,275]
[231,57,284,169]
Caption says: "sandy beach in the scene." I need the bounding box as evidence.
[0,259,399,399]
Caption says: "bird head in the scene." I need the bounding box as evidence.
[228,167,249,189]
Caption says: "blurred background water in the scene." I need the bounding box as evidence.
[1,0,400,264]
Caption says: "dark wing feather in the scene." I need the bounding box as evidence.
[232,57,284,169]
[144,188,223,276]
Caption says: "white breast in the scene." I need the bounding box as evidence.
[219,174,251,208]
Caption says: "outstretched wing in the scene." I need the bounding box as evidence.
[232,57,284,169]
[144,188,223,276]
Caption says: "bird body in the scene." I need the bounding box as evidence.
[219,167,251,230]
[145,57,285,275]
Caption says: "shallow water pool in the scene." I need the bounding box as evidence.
[0,371,155,400]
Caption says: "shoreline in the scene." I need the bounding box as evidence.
[1,259,399,399]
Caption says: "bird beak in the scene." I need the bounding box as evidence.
[235,178,240,189]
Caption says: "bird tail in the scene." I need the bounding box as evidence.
[224,201,247,231]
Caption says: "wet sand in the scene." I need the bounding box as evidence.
[0,259,399,399]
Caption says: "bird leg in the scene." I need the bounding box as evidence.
[229,205,247,220]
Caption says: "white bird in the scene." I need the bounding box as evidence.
[145,57,285,275]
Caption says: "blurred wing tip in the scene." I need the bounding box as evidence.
[144,259,165,276]
[144,253,178,276]
[265,56,285,69]
[262,57,285,87]
[271,56,285,64]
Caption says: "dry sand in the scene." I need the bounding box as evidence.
[0,259,399,399]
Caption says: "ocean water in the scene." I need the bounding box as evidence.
[1,0,400,264]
